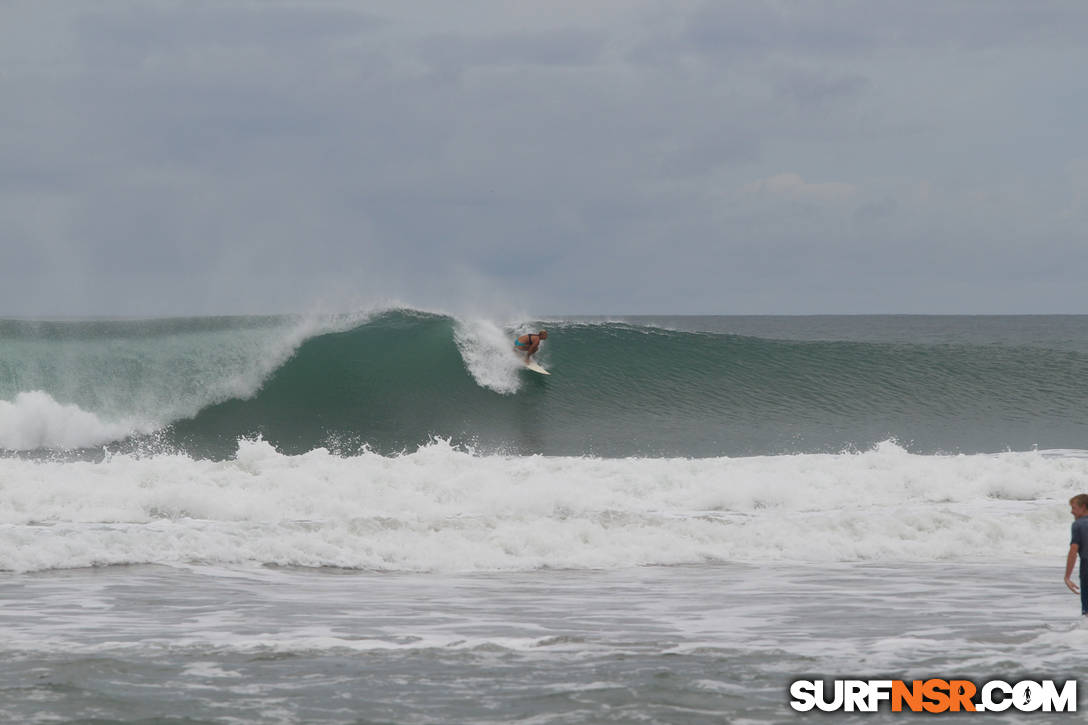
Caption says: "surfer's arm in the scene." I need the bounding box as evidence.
[1066,544,1079,593]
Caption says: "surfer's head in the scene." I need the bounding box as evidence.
[538,330,548,339]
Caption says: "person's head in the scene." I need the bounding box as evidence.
[1071,494,1088,518]
[538,330,548,340]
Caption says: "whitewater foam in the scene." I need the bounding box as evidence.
[0,391,144,450]
[0,439,1081,573]
[452,318,525,394]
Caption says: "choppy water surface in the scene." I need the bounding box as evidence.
[1,562,1083,724]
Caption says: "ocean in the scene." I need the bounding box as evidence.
[2,311,1088,723]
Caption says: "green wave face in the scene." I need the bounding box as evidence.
[170,312,1088,458]
[4,311,1088,458]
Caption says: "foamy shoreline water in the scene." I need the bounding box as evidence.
[1,561,1083,724]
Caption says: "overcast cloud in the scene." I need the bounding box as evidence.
[1,1,1085,315]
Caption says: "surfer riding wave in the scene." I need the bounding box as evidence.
[514,330,547,363]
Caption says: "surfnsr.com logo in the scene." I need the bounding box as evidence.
[789,679,1077,713]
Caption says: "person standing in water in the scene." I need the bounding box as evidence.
[1064,493,1088,615]
[514,330,547,363]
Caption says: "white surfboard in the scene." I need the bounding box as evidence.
[524,360,550,375]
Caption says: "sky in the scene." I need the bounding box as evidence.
[1,0,1086,316]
